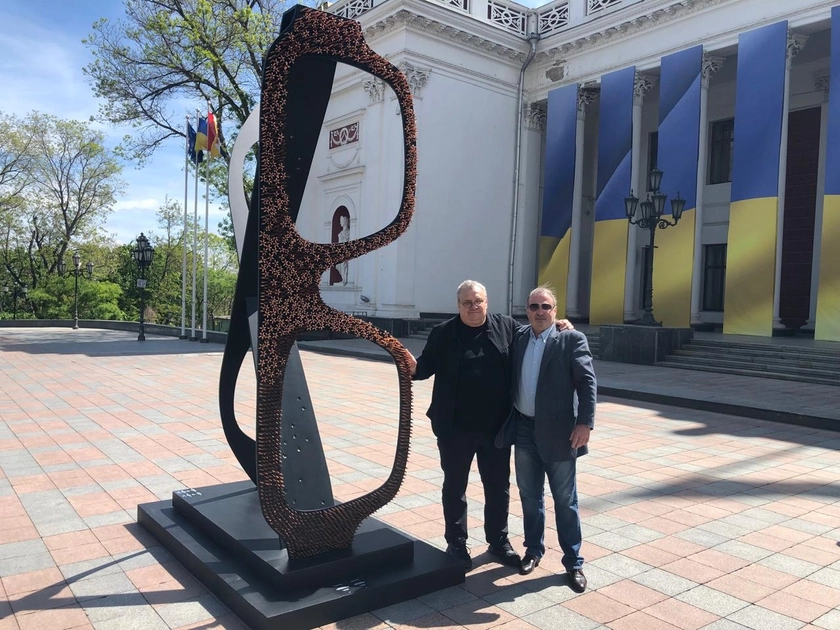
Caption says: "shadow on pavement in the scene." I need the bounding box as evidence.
[0,328,226,357]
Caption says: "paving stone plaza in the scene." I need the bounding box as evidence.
[1,328,839,630]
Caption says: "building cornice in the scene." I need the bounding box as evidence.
[363,3,530,62]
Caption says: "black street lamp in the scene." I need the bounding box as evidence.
[3,285,28,319]
[132,233,155,341]
[624,168,686,326]
[58,252,93,330]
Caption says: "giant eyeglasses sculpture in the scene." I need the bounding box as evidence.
[218,5,416,559]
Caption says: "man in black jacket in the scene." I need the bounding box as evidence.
[411,280,571,570]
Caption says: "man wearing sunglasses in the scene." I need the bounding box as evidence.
[409,280,573,571]
[500,286,596,593]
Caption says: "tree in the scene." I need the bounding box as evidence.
[83,0,299,165]
[0,113,125,297]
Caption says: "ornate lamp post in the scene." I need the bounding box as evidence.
[132,233,155,341]
[58,252,93,330]
[624,168,686,326]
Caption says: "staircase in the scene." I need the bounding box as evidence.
[656,337,840,386]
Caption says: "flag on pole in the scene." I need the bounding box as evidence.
[187,123,204,163]
[207,112,221,158]
[195,117,209,152]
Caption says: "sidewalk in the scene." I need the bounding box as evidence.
[297,336,840,432]
[1,328,839,630]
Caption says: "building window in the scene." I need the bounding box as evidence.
[702,244,727,311]
[708,118,734,184]
[647,131,658,191]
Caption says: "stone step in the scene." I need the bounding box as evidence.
[689,338,840,359]
[656,359,840,387]
[671,348,840,370]
[660,355,840,384]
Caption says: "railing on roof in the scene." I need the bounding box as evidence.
[327,0,645,37]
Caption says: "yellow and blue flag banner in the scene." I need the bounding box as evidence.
[195,117,209,153]
[187,122,204,164]
[654,45,703,328]
[590,66,635,325]
[538,83,579,315]
[816,7,840,341]
[724,21,788,336]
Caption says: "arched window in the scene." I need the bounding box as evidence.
[330,206,351,285]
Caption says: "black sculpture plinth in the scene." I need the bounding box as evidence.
[138,481,464,629]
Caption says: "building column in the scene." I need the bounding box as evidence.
[807,70,830,330]
[624,73,655,322]
[772,32,808,328]
[690,56,724,325]
[566,88,596,318]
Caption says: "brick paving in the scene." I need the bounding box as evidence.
[1,327,839,630]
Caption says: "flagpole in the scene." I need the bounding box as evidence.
[190,109,200,341]
[180,114,189,339]
[201,106,212,343]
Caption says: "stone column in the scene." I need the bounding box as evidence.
[624,73,655,322]
[566,88,596,318]
[807,70,830,329]
[690,55,724,325]
[773,32,808,328]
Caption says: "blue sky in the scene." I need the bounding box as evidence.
[0,0,550,245]
[0,0,224,245]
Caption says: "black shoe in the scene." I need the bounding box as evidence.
[520,553,540,575]
[446,543,472,570]
[567,568,587,593]
[487,540,521,567]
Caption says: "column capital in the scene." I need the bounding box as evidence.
[701,55,725,90]
[787,32,809,64]
[577,87,597,119]
[633,73,656,105]
[524,101,547,131]
[815,69,830,102]
[398,61,431,97]
[363,77,385,104]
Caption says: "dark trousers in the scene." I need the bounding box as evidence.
[437,431,511,547]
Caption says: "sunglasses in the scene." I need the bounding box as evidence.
[528,303,555,312]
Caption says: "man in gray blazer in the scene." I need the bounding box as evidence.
[502,286,596,592]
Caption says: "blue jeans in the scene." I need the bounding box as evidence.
[514,416,583,570]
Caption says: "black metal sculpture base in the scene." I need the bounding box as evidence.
[138,481,464,629]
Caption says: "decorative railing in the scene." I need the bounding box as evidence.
[587,0,623,14]
[487,0,528,35]
[537,2,570,36]
[326,0,646,37]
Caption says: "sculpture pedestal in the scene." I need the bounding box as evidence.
[598,324,693,364]
[138,481,464,629]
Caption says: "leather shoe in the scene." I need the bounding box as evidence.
[520,553,540,575]
[446,543,472,571]
[567,568,587,593]
[487,540,521,567]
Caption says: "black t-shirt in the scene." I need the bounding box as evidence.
[453,318,508,433]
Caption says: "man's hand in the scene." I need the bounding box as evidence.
[555,319,574,331]
[406,351,417,376]
[570,425,591,449]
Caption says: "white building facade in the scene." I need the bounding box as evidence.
[294,0,840,341]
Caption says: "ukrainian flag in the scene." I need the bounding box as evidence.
[724,21,788,336]
[538,83,579,315]
[654,45,703,328]
[590,66,635,325]
[195,117,209,153]
[816,7,840,341]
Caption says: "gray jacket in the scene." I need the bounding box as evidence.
[496,327,597,461]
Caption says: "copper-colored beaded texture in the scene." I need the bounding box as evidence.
[257,7,417,558]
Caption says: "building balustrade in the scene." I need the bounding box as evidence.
[326,0,647,37]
